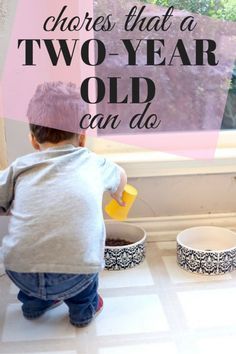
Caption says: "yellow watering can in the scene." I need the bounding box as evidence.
[105,184,138,221]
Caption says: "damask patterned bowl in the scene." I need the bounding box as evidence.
[177,226,236,275]
[104,221,146,271]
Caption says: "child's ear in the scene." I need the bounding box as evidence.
[29,133,41,150]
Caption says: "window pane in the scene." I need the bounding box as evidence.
[221,63,236,129]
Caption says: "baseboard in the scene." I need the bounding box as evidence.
[2,213,236,243]
[122,213,236,242]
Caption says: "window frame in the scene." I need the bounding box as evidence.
[0,118,7,169]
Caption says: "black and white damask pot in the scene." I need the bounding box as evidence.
[177,226,236,275]
[104,221,146,271]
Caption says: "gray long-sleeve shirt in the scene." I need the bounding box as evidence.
[0,145,120,273]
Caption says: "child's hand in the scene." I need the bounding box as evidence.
[110,167,127,207]
[110,192,126,207]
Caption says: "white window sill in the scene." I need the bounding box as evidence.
[103,148,236,178]
[90,131,236,178]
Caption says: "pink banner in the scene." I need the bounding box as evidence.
[1,0,236,158]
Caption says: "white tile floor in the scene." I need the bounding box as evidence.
[99,342,178,354]
[2,303,76,342]
[162,255,232,283]
[1,241,236,353]
[177,288,236,329]
[196,336,236,353]
[95,294,170,336]
[99,260,155,288]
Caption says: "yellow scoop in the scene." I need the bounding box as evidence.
[105,184,138,221]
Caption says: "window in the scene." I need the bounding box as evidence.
[89,0,236,158]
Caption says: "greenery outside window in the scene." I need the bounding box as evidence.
[91,0,236,157]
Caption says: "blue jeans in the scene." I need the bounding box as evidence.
[6,270,99,326]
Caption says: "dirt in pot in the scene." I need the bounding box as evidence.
[105,238,133,247]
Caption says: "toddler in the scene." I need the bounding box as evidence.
[0,82,127,327]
